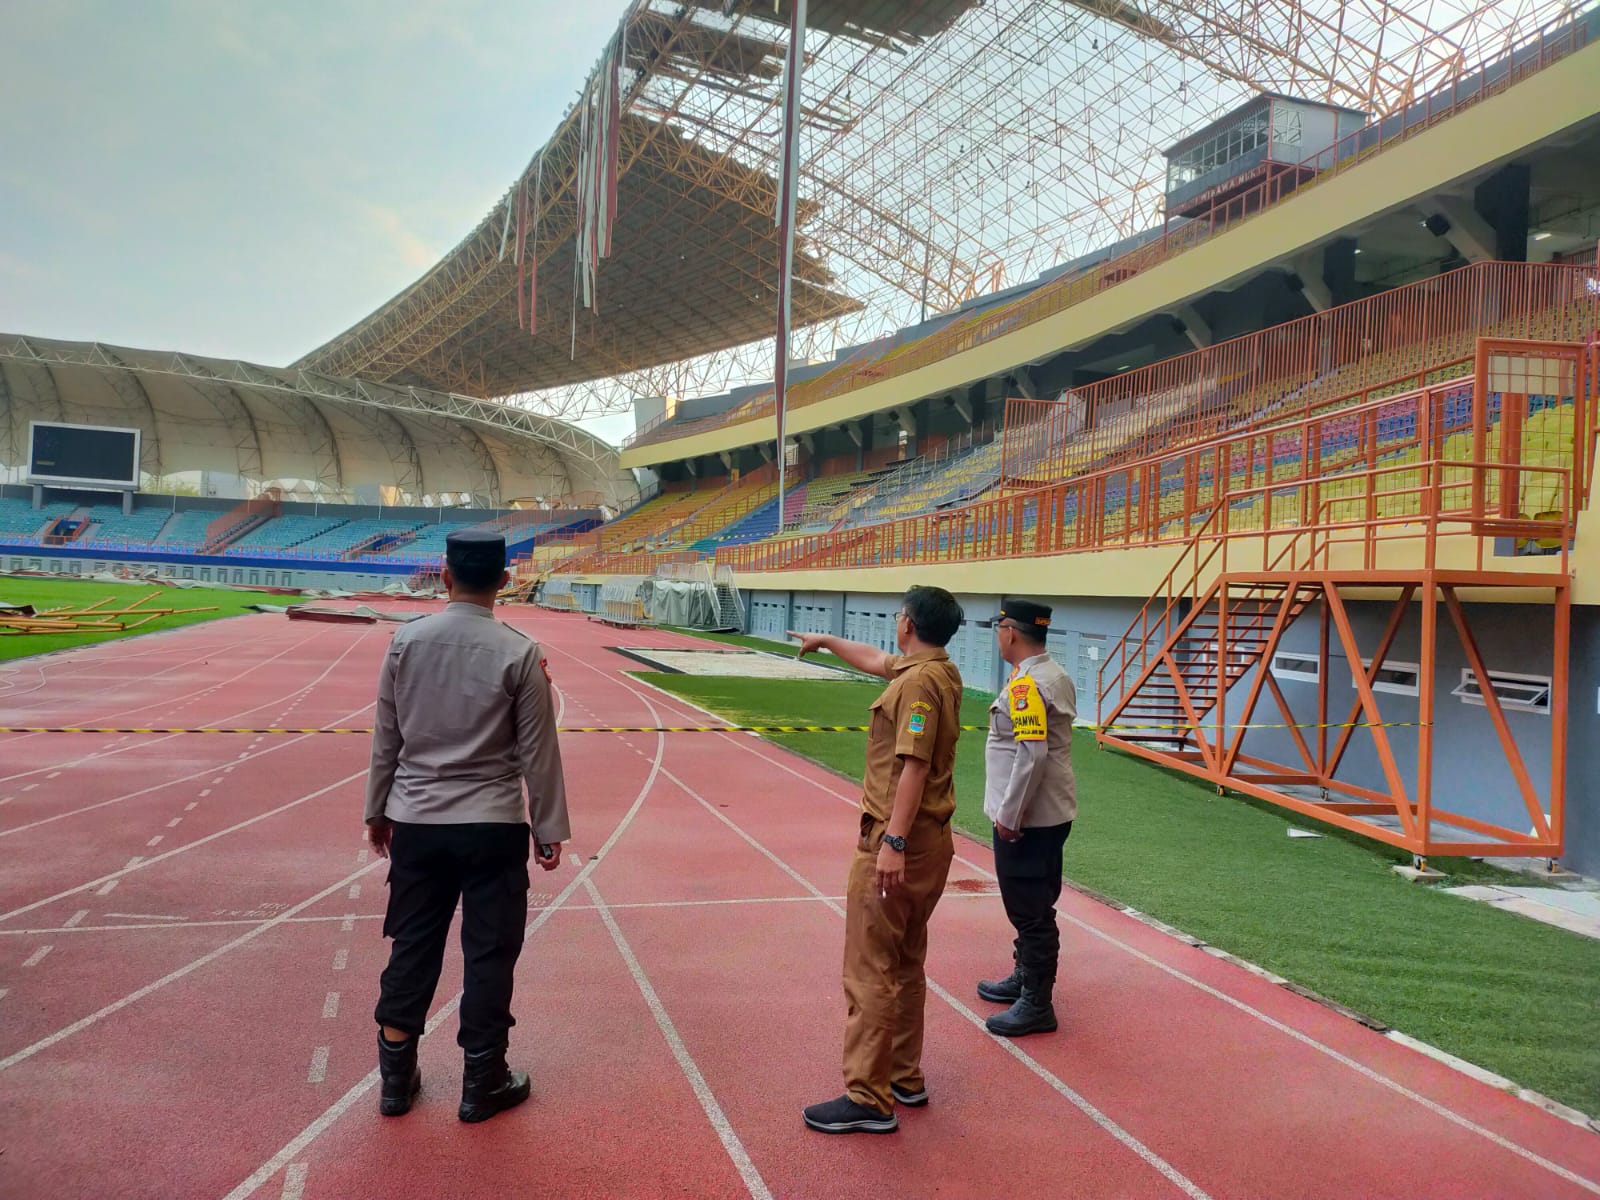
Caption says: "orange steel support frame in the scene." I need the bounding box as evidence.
[1091,339,1594,862]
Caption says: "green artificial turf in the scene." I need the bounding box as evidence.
[0,578,285,663]
[639,632,1600,1118]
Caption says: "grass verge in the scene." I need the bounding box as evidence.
[0,578,285,663]
[640,632,1600,1118]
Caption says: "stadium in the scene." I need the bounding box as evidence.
[3,2,1600,1197]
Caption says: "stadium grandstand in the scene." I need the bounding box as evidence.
[0,336,636,588]
[3,1,1597,870]
[560,4,1600,878]
[9,4,1600,1196]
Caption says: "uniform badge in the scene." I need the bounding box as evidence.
[908,712,926,735]
[540,658,552,683]
[1009,683,1031,710]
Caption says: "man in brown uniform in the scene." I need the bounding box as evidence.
[790,585,965,1135]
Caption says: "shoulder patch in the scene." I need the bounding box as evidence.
[540,657,552,683]
[1007,675,1047,741]
[907,711,926,735]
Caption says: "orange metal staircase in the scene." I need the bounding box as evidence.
[1096,338,1594,866]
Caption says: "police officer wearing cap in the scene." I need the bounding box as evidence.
[977,598,1077,1037]
[364,528,570,1123]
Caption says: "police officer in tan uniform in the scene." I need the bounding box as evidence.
[364,529,571,1123]
[977,599,1077,1037]
[789,585,965,1134]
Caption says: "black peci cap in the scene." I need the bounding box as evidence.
[999,598,1052,629]
[445,528,507,575]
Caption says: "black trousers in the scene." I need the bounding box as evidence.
[991,821,1073,988]
[375,821,531,1052]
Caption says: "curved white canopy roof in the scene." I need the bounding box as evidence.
[0,335,638,510]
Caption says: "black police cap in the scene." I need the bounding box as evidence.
[445,528,507,573]
[999,598,1052,629]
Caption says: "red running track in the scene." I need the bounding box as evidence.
[0,608,1596,1199]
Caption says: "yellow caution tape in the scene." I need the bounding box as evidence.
[0,720,1427,736]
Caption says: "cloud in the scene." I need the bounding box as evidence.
[0,250,46,283]
[358,203,442,271]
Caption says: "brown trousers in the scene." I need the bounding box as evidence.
[841,814,954,1113]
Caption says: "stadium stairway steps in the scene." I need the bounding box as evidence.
[713,581,743,632]
[1101,580,1317,751]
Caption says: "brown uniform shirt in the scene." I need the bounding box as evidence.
[860,648,963,825]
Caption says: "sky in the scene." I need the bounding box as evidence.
[0,0,632,439]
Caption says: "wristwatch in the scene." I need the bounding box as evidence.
[882,833,907,852]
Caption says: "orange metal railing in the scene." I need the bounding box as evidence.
[200,488,281,554]
[998,261,1600,488]
[627,12,1595,454]
[717,339,1595,575]
[1087,342,1591,862]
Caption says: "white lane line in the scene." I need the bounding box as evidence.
[339,916,354,933]
[105,912,189,922]
[279,1162,308,1200]
[633,675,1600,1197]
[200,789,212,798]
[347,884,361,901]
[185,802,198,812]
[1062,907,1600,1194]
[0,796,12,806]
[47,772,60,780]
[0,626,325,742]
[63,909,89,928]
[0,770,367,925]
[322,992,340,1020]
[660,762,1211,1200]
[22,944,53,968]
[212,777,223,785]
[22,783,37,793]
[356,848,369,865]
[307,1047,329,1084]
[586,876,772,1200]
[97,879,119,896]
[0,861,382,1074]
[0,722,350,841]
[145,836,164,847]
[216,711,669,1200]
[579,668,1203,1195]
[166,818,182,828]
[332,948,348,971]
[0,988,8,1002]
[0,912,389,936]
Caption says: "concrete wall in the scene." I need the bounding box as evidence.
[746,586,1144,706]
[0,548,412,592]
[1563,607,1600,877]
[1222,599,1567,852]
[741,584,1596,873]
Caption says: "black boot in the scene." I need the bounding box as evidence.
[376,1031,421,1117]
[984,968,1057,1038]
[458,1045,531,1124]
[977,957,1022,1004]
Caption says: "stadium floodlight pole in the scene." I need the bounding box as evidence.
[772,0,807,534]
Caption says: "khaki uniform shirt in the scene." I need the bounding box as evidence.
[363,601,571,843]
[860,648,963,825]
[983,651,1077,829]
